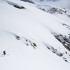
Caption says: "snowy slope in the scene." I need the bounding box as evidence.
[37,4,70,23]
[0,0,70,70]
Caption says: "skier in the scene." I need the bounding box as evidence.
[3,50,6,55]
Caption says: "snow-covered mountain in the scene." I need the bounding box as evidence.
[20,0,70,9]
[31,0,70,9]
[37,4,70,20]
[0,0,70,70]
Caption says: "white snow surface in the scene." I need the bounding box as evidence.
[0,0,70,70]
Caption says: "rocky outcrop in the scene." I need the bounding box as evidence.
[44,43,70,62]
[15,35,37,49]
[62,23,70,30]
[52,32,70,51]
[6,1,26,9]
[37,5,70,18]
[21,0,35,4]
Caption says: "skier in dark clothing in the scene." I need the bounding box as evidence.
[3,51,6,55]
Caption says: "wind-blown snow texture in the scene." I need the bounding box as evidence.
[0,0,70,70]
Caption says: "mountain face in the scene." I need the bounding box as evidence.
[37,5,70,18]
[30,0,70,9]
[21,0,70,9]
[0,0,70,70]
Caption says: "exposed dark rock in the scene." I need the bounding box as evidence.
[63,57,68,62]
[68,15,70,17]
[33,43,37,46]
[65,60,68,62]
[37,5,70,18]
[52,32,70,51]
[28,39,37,48]
[6,1,26,9]
[48,7,68,14]
[21,0,35,4]
[49,7,58,13]
[13,5,25,9]
[44,43,63,57]
[57,53,63,57]
[62,23,70,30]
[43,43,70,62]
[16,36,20,40]
[47,46,50,50]
[65,51,67,54]
[15,35,37,49]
